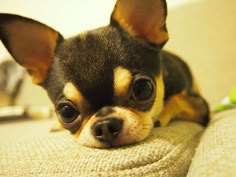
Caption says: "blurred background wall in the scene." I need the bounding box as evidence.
[0,0,235,109]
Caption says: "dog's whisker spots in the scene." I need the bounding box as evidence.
[142,127,151,130]
[142,125,153,129]
[143,124,151,127]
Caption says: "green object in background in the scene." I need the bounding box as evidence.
[229,87,236,104]
[215,86,236,113]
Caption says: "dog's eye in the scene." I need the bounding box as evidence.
[57,103,79,123]
[131,76,155,101]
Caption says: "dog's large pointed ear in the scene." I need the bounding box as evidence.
[0,14,63,84]
[111,0,168,47]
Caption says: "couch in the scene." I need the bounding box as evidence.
[1,108,236,177]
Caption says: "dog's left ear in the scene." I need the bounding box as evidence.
[0,14,63,84]
[111,0,168,47]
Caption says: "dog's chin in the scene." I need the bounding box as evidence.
[76,133,151,149]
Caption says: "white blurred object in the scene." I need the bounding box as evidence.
[0,106,53,121]
[168,0,200,8]
[27,106,54,120]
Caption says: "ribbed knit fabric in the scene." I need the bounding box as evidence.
[188,109,236,177]
[0,120,203,177]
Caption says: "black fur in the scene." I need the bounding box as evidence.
[45,26,161,115]
[161,51,193,100]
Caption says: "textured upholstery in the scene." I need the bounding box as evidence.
[188,109,236,177]
[0,120,203,177]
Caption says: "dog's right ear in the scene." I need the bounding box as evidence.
[0,14,63,84]
[111,0,168,47]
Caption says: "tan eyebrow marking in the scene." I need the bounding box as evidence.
[113,66,133,97]
[63,82,87,109]
[79,31,88,41]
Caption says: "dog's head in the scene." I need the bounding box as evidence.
[0,0,169,148]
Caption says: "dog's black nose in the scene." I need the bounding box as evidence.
[92,118,123,144]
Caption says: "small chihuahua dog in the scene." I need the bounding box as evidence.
[0,0,209,148]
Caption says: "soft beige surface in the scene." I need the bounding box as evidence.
[0,120,203,177]
[165,0,236,108]
[188,109,236,177]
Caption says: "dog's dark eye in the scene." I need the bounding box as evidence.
[57,103,79,123]
[131,76,155,101]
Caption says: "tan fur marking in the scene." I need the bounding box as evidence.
[50,120,65,132]
[114,67,132,97]
[63,83,91,139]
[74,117,90,138]
[63,82,88,110]
[79,31,88,41]
[193,79,201,93]
[158,93,208,126]
[143,74,165,122]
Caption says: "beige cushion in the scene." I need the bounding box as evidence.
[188,109,236,177]
[0,120,203,177]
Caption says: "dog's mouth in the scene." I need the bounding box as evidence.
[74,106,154,148]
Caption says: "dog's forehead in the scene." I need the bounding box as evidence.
[51,26,161,107]
[56,26,161,73]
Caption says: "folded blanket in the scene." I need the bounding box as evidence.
[0,120,203,177]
